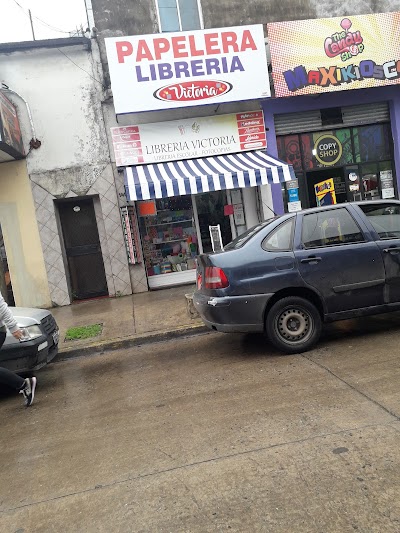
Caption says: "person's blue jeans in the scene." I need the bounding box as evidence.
[0,332,25,390]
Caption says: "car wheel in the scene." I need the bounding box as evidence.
[266,296,322,354]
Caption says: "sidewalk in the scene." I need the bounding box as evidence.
[51,284,208,359]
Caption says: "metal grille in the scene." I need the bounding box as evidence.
[274,103,390,135]
[41,314,57,335]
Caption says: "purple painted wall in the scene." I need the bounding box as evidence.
[261,86,400,214]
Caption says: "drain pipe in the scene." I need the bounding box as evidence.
[0,84,41,150]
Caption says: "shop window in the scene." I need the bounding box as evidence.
[262,218,295,251]
[277,134,303,172]
[360,163,379,201]
[139,196,198,277]
[302,208,364,248]
[157,0,202,32]
[359,203,400,239]
[353,124,391,163]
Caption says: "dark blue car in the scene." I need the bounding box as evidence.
[194,201,400,353]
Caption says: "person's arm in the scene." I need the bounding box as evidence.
[0,293,23,339]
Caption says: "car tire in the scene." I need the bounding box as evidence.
[266,296,322,354]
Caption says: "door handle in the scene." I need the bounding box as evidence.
[301,256,322,264]
[383,247,400,253]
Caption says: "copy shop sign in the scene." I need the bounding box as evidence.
[314,134,343,166]
[105,25,270,114]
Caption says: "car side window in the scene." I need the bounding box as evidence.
[262,218,295,252]
[359,204,400,239]
[302,208,364,249]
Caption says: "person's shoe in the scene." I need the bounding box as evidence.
[19,377,37,407]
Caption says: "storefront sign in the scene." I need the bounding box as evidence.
[313,134,343,166]
[105,25,270,113]
[111,111,266,166]
[0,92,24,159]
[268,12,400,97]
[315,178,337,206]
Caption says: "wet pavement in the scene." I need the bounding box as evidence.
[50,285,203,355]
[1,314,400,532]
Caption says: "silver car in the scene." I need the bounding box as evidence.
[1,307,59,373]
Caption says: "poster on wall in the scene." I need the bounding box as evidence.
[268,12,400,97]
[315,178,337,206]
[111,111,266,166]
[105,25,270,114]
[120,206,142,264]
[380,170,395,198]
[0,92,24,159]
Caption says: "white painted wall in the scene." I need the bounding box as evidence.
[0,39,132,305]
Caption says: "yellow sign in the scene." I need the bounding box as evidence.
[268,12,400,97]
[314,178,337,206]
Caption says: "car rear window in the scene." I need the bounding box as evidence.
[224,218,276,250]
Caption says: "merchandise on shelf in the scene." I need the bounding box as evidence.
[138,198,198,276]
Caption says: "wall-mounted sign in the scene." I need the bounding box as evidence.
[0,92,24,160]
[313,134,343,166]
[268,12,400,97]
[120,206,142,264]
[105,25,270,114]
[315,178,337,206]
[380,170,395,199]
[111,111,266,166]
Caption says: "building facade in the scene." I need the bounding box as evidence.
[88,0,400,292]
[0,38,131,306]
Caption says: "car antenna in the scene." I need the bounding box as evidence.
[261,199,278,217]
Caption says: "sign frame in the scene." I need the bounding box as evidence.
[105,25,270,114]
[268,12,400,97]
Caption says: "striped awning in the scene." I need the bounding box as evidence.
[124,150,295,201]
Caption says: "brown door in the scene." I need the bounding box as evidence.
[58,198,108,300]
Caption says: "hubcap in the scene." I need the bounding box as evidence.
[276,307,313,345]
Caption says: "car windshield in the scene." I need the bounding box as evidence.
[224,218,277,250]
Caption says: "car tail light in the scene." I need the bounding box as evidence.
[197,272,202,290]
[204,267,229,289]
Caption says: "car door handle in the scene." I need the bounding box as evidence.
[301,256,322,264]
[383,247,400,253]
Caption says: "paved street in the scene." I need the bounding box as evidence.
[1,314,400,532]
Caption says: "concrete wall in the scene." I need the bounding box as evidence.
[0,40,131,305]
[0,160,51,308]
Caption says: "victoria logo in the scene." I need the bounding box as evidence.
[154,80,232,102]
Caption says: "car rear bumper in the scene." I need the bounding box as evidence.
[193,292,273,333]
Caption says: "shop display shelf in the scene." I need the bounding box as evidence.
[146,219,193,227]
[153,238,189,245]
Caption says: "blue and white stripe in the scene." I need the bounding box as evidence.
[124,150,295,201]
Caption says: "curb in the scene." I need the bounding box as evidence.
[55,324,211,362]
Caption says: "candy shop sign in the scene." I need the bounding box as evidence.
[268,12,400,97]
[105,25,270,114]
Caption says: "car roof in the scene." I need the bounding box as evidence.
[296,199,400,216]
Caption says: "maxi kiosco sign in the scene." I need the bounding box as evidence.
[105,25,270,114]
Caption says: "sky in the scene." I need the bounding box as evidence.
[1,0,89,43]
